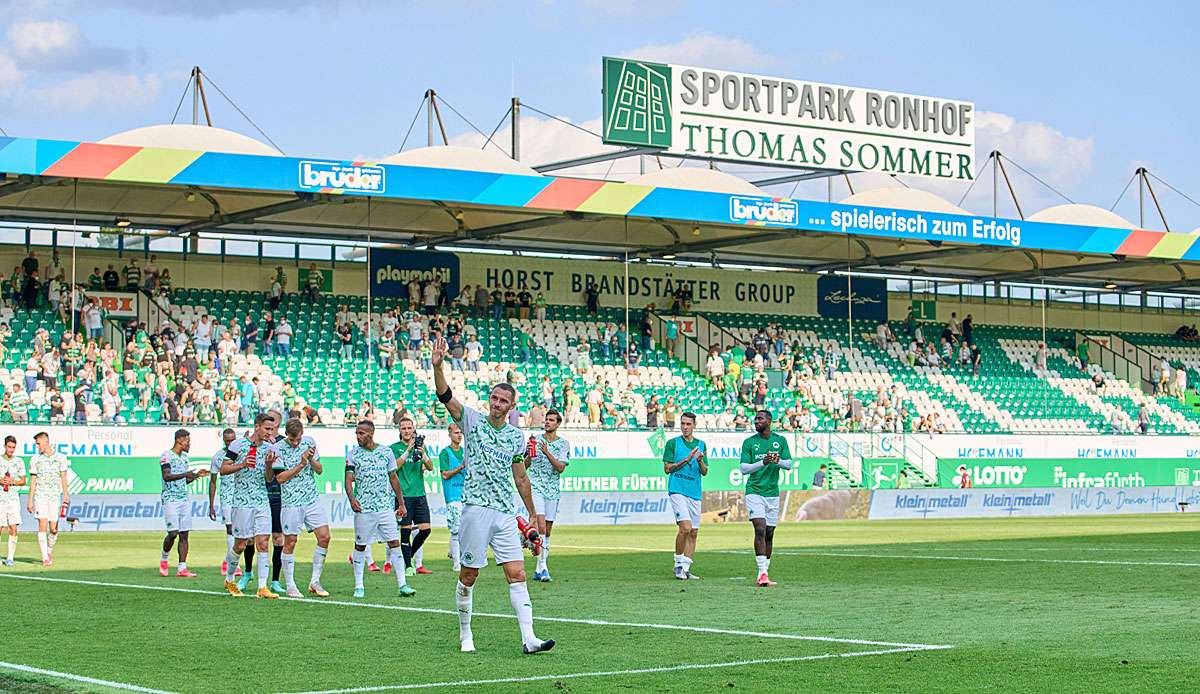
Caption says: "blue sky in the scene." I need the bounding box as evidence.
[1,0,1197,229]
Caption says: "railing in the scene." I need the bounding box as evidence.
[1079,332,1156,393]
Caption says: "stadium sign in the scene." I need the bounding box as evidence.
[369,248,461,301]
[602,56,975,180]
[298,160,386,194]
[870,486,1200,520]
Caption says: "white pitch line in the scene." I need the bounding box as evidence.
[280,646,949,694]
[0,660,179,694]
[768,550,1200,568]
[0,573,946,650]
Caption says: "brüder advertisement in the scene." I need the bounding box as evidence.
[602,56,975,180]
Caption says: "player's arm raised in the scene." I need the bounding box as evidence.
[431,336,463,422]
[513,455,537,519]
[219,446,247,475]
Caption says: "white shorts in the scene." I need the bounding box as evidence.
[669,493,701,527]
[221,502,234,527]
[232,506,271,539]
[163,500,192,532]
[281,502,331,536]
[459,504,523,568]
[529,491,560,522]
[745,493,780,526]
[354,510,399,545]
[0,501,20,527]
[445,501,463,534]
[33,496,61,521]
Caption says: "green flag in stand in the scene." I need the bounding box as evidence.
[647,428,666,458]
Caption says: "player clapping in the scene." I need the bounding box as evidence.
[268,418,333,597]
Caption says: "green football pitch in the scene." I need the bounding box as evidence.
[1,515,1198,693]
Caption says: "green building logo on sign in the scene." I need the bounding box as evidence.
[603,57,672,148]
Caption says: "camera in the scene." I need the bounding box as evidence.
[412,434,425,464]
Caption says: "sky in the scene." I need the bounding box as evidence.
[0,0,1197,230]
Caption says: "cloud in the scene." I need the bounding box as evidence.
[581,0,682,18]
[0,52,21,95]
[8,19,132,72]
[448,114,627,176]
[624,33,771,71]
[33,70,161,111]
[784,110,1094,216]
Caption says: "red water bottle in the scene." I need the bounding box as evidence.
[246,445,258,469]
[525,436,537,460]
[59,499,68,518]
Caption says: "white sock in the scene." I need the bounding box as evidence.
[257,550,270,589]
[225,549,239,581]
[755,555,768,574]
[365,545,375,565]
[178,561,187,572]
[673,553,684,569]
[415,546,423,568]
[682,555,693,570]
[311,546,327,584]
[449,533,460,570]
[352,549,366,589]
[225,533,235,554]
[47,532,58,550]
[537,537,549,573]
[37,532,48,561]
[387,546,408,587]
[7,535,16,562]
[456,580,474,644]
[508,581,538,646]
[282,552,296,590]
[161,550,170,562]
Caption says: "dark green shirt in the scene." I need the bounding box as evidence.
[390,441,427,498]
[740,433,792,497]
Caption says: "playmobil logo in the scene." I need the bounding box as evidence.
[729,196,798,225]
[299,160,385,193]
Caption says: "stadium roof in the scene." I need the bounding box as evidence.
[2,133,1199,293]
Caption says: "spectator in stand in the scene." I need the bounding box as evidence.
[335,304,351,329]
[404,313,423,357]
[86,267,102,291]
[502,287,517,319]
[274,316,293,357]
[639,312,652,353]
[585,385,603,426]
[422,278,439,316]
[336,320,353,360]
[1175,366,1188,403]
[962,314,974,345]
[4,382,30,422]
[448,334,465,371]
[21,270,40,310]
[269,272,283,310]
[102,263,119,290]
[123,258,141,291]
[377,330,396,371]
[1138,403,1150,434]
[418,333,433,369]
[261,310,276,356]
[473,284,489,318]
[485,285,500,320]
[534,292,547,321]
[947,312,962,344]
[464,334,482,372]
[142,254,159,290]
[585,281,599,315]
[21,250,38,281]
[663,395,679,430]
[518,331,533,364]
[102,382,125,424]
[517,287,532,320]
[664,316,679,359]
[1076,341,1090,369]
[242,313,259,356]
[305,264,324,301]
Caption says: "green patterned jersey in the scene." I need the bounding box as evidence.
[0,455,25,504]
[28,451,70,501]
[209,449,233,508]
[227,436,273,509]
[528,434,570,501]
[272,435,320,508]
[159,449,190,503]
[740,433,792,498]
[346,444,397,513]
[457,406,525,514]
